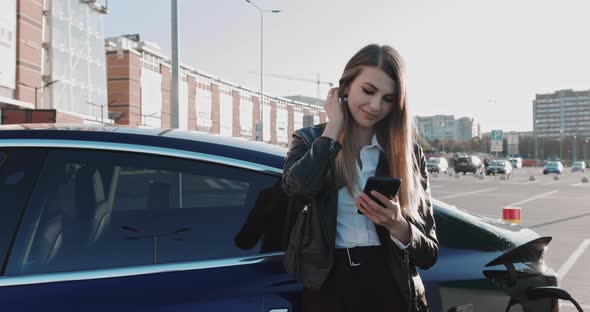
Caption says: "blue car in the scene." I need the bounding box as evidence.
[543,161,564,174]
[0,124,579,311]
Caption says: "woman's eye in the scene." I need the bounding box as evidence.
[383,97,395,103]
[362,88,374,95]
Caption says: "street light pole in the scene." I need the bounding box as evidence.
[170,0,180,128]
[573,135,577,162]
[21,80,60,108]
[439,120,446,153]
[534,120,539,166]
[141,112,160,126]
[245,0,281,141]
[559,129,564,161]
[122,226,190,264]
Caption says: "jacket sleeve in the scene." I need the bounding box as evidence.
[405,145,439,270]
[281,132,342,199]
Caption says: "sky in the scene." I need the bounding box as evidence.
[104,0,590,133]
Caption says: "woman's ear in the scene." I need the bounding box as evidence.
[344,84,351,95]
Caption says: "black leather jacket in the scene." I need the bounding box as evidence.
[281,123,439,312]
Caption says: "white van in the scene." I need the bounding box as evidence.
[509,157,522,168]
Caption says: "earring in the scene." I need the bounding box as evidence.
[343,95,348,102]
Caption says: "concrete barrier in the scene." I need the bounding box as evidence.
[529,175,536,181]
[582,177,589,183]
[553,175,560,181]
[503,207,521,224]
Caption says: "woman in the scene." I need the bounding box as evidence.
[281,44,438,312]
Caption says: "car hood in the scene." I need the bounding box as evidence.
[433,199,539,253]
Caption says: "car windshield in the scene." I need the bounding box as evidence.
[573,162,583,166]
[546,162,558,167]
[428,158,440,164]
[492,161,504,166]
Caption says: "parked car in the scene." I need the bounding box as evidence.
[571,161,586,173]
[0,124,575,311]
[454,155,484,175]
[508,157,522,169]
[486,159,513,176]
[543,161,564,174]
[427,157,449,173]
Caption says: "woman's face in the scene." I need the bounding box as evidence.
[345,66,396,129]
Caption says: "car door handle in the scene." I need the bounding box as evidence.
[268,309,288,312]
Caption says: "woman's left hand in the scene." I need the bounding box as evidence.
[355,191,408,235]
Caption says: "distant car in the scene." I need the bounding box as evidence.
[427,157,449,173]
[571,161,586,173]
[486,160,513,176]
[543,161,564,174]
[455,155,483,175]
[508,157,522,168]
[0,124,576,311]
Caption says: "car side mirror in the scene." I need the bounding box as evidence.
[527,286,583,312]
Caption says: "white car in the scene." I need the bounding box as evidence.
[508,157,522,168]
[486,160,513,176]
[427,157,449,173]
[571,161,586,173]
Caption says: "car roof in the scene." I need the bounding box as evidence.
[0,124,288,170]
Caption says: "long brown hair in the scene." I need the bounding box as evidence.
[334,44,427,222]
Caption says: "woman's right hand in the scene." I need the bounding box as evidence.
[322,87,344,139]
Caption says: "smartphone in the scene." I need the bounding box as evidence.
[358,176,402,214]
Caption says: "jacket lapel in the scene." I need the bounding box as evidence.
[375,151,390,177]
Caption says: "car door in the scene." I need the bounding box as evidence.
[0,147,300,311]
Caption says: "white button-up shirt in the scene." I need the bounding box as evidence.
[335,134,409,250]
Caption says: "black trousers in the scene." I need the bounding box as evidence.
[302,245,408,312]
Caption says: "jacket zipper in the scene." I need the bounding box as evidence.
[313,139,338,289]
[403,249,414,312]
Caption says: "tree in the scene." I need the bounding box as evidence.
[416,135,432,151]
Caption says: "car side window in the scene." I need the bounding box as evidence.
[6,149,284,275]
[0,149,46,275]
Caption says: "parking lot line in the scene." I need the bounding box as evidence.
[560,302,590,311]
[557,238,590,280]
[437,187,498,200]
[505,190,559,207]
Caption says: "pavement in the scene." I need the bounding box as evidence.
[429,167,590,312]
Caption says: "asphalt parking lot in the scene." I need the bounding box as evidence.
[429,167,590,311]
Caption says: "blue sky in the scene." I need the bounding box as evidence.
[105,0,590,132]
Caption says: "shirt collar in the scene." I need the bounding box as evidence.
[365,133,384,152]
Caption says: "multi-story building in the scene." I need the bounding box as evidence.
[0,0,109,123]
[533,89,590,139]
[0,1,324,147]
[416,115,475,142]
[105,35,325,146]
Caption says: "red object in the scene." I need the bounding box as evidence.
[503,207,521,224]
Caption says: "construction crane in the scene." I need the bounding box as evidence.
[249,71,334,99]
